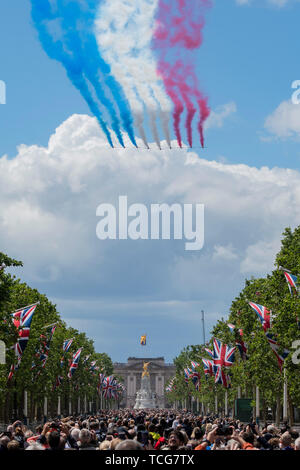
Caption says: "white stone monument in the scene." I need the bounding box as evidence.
[134,362,157,409]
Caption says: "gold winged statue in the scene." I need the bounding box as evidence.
[142,362,150,377]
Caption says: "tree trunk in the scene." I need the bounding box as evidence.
[288,392,294,427]
[275,393,281,427]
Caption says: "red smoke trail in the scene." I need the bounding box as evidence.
[158,61,184,147]
[154,0,212,148]
[198,96,210,148]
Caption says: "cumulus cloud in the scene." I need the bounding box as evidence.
[1,114,300,360]
[264,99,300,139]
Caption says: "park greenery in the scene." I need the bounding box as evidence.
[0,252,113,423]
[166,226,300,425]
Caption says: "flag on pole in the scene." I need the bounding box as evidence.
[12,303,39,329]
[184,368,193,384]
[8,304,39,381]
[191,361,200,370]
[249,302,271,332]
[282,270,299,297]
[61,338,74,367]
[213,338,236,369]
[204,347,214,359]
[140,335,146,346]
[32,324,57,370]
[214,366,231,388]
[63,338,74,353]
[68,348,82,378]
[202,358,214,378]
[265,333,289,372]
[102,376,118,399]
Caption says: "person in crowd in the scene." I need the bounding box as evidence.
[1,409,300,451]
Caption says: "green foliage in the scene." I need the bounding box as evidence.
[171,226,300,413]
[0,251,114,411]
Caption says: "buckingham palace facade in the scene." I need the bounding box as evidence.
[113,357,176,409]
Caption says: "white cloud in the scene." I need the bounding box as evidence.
[1,114,300,359]
[204,102,237,130]
[264,99,300,139]
[213,244,238,261]
[240,239,281,274]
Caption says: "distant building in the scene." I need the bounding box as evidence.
[113,357,176,409]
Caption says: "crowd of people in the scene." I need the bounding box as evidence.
[1,409,300,451]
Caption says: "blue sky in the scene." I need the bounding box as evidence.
[1,0,300,363]
[1,0,300,167]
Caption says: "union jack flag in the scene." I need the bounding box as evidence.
[213,338,236,369]
[189,361,201,384]
[68,348,82,378]
[191,361,200,370]
[214,366,231,388]
[249,302,271,332]
[102,376,118,399]
[63,338,74,352]
[32,324,57,370]
[283,271,299,297]
[14,327,31,356]
[83,354,91,365]
[7,353,22,382]
[204,347,214,359]
[228,323,235,333]
[265,333,290,372]
[166,377,176,393]
[184,368,193,383]
[12,303,39,329]
[61,338,74,367]
[53,375,64,391]
[10,303,39,378]
[202,358,214,377]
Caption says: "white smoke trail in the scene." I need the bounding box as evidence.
[94,0,172,148]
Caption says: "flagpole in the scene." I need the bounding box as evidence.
[23,390,28,426]
[41,323,57,329]
[214,384,218,416]
[283,367,288,422]
[43,395,47,424]
[57,395,61,418]
[201,310,205,345]
[11,301,40,314]
[256,386,260,423]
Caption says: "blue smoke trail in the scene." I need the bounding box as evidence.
[57,0,125,147]
[30,0,114,147]
[31,0,138,148]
